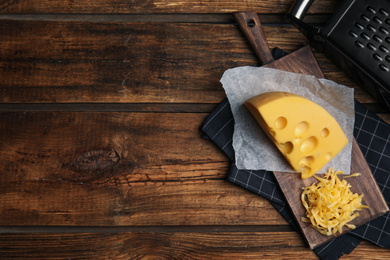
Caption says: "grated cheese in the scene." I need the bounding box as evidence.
[301,168,369,236]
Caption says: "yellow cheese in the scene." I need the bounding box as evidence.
[245,91,348,179]
[301,168,368,236]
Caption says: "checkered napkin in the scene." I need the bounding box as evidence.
[201,50,390,260]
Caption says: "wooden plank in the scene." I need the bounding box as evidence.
[0,225,294,233]
[265,45,323,77]
[0,111,286,226]
[0,232,389,259]
[0,13,333,25]
[0,0,340,14]
[0,179,286,226]
[379,113,390,124]
[0,232,317,259]
[0,20,300,104]
[0,20,256,103]
[0,103,388,125]
[0,103,217,113]
[0,20,378,105]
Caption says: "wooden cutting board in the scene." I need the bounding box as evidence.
[275,139,389,249]
[234,12,389,249]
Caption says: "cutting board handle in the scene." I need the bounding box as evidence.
[233,12,274,65]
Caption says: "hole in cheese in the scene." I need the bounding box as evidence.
[300,136,318,153]
[274,116,287,130]
[299,156,314,167]
[321,127,330,138]
[295,121,309,137]
[279,141,293,154]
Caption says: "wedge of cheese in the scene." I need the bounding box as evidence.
[245,91,348,179]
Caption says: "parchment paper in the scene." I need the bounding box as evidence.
[221,66,355,174]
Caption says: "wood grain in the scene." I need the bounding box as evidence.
[0,20,287,103]
[0,1,388,257]
[0,13,333,25]
[0,0,341,14]
[0,232,389,259]
[233,12,323,76]
[0,19,377,105]
[0,103,217,113]
[0,232,317,259]
[265,45,324,77]
[0,111,288,226]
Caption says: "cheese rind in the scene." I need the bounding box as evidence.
[245,91,348,179]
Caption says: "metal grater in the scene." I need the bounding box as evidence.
[289,0,390,111]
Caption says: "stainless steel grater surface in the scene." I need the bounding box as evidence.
[289,0,390,111]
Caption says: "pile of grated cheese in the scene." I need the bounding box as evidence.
[301,168,369,236]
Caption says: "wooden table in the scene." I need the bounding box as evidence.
[1,0,389,259]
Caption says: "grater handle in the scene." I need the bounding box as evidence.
[287,0,322,49]
[289,0,315,20]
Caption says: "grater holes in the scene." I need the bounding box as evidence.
[349,30,358,38]
[373,53,383,61]
[367,24,377,32]
[380,45,389,53]
[373,16,383,24]
[379,8,389,16]
[361,32,370,40]
[354,41,364,48]
[361,14,370,22]
[379,27,389,34]
[351,6,390,73]
[355,22,364,30]
[373,34,383,43]
[379,64,389,72]
[367,6,376,14]
[367,43,377,51]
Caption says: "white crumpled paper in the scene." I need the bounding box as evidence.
[221,66,355,174]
